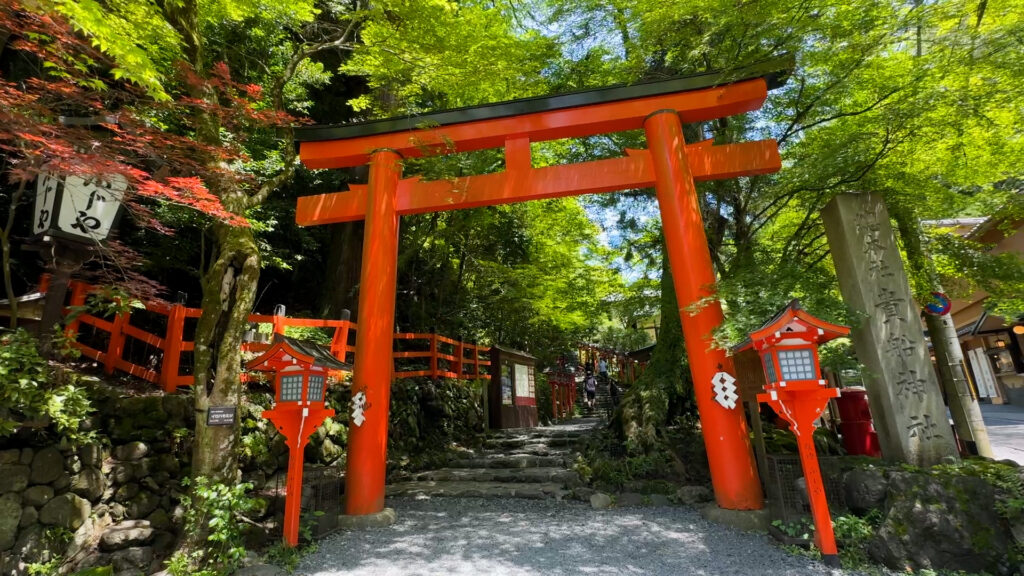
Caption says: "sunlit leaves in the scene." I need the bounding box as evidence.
[343,0,557,115]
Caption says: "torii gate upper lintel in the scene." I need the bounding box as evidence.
[294,57,792,516]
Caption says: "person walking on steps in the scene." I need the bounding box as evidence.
[584,373,597,410]
[598,357,609,383]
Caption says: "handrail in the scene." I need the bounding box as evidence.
[42,276,491,393]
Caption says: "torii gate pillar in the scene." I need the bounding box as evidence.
[345,149,401,516]
[646,111,763,509]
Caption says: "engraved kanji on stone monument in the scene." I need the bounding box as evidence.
[907,414,943,441]
[894,367,928,403]
[875,287,907,325]
[822,192,957,466]
[883,332,916,362]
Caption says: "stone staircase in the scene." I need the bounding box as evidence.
[578,376,618,418]
[386,421,598,501]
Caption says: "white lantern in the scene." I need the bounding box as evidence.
[33,171,127,243]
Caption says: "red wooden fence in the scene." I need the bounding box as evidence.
[548,371,576,419]
[577,343,645,384]
[48,278,490,393]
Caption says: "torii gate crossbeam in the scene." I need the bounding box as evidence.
[294,58,792,516]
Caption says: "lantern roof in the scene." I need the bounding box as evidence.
[246,334,351,372]
[733,300,850,352]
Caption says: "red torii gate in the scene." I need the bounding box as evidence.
[295,58,791,515]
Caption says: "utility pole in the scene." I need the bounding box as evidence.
[892,206,993,457]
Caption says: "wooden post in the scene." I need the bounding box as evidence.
[747,400,768,493]
[282,434,305,546]
[104,305,129,376]
[330,309,352,364]
[429,334,438,379]
[272,306,286,336]
[64,281,89,339]
[160,303,186,393]
[455,340,464,379]
[473,345,480,379]
[330,320,349,363]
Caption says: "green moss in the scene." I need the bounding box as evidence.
[969,526,995,551]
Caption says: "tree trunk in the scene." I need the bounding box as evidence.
[320,221,363,319]
[892,206,993,457]
[161,0,259,486]
[190,220,261,482]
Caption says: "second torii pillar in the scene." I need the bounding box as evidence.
[345,149,401,516]
[645,110,764,510]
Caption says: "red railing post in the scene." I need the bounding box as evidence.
[104,304,129,376]
[455,341,464,379]
[473,346,480,379]
[429,334,438,379]
[160,303,186,393]
[64,281,89,339]
[331,315,351,364]
[272,306,286,336]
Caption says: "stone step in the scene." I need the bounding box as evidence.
[479,444,573,458]
[483,436,578,449]
[490,427,592,439]
[451,454,567,469]
[399,466,581,486]
[387,480,570,501]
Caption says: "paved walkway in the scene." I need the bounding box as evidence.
[295,498,866,576]
[980,402,1024,464]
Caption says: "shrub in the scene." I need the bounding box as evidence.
[167,477,260,576]
[0,328,93,440]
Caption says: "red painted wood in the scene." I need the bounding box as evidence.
[299,80,768,169]
[296,141,779,225]
[645,110,764,510]
[103,308,129,376]
[345,149,402,517]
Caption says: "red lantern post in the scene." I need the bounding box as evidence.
[246,335,350,546]
[738,300,850,567]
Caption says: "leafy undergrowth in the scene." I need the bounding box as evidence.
[0,329,95,443]
[386,377,489,476]
[576,419,710,493]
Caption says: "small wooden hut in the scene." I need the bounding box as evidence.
[488,345,538,429]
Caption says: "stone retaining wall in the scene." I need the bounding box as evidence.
[0,391,196,576]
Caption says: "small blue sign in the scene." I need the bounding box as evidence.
[924,292,951,316]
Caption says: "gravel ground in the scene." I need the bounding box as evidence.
[295,497,873,576]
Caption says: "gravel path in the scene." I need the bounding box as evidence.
[295,497,868,576]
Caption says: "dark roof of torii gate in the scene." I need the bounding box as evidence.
[294,56,793,143]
